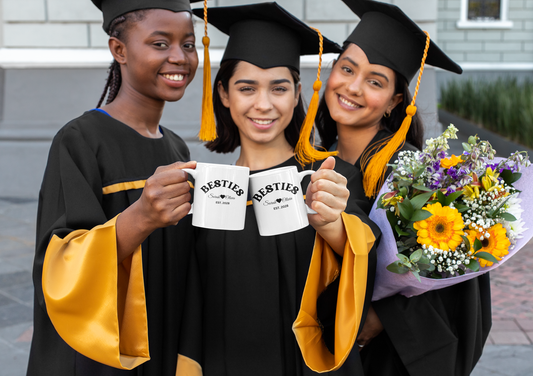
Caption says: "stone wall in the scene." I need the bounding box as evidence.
[437,0,533,64]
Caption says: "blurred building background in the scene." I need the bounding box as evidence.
[0,0,531,162]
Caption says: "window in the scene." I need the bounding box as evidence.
[468,0,501,20]
[457,0,513,29]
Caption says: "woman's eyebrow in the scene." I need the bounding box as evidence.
[148,30,172,38]
[147,31,195,38]
[340,56,389,82]
[234,79,258,85]
[270,79,291,85]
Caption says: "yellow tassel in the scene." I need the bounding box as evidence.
[362,31,431,198]
[362,105,415,198]
[295,27,338,166]
[198,1,217,142]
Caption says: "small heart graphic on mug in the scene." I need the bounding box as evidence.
[220,195,226,199]
[276,198,282,203]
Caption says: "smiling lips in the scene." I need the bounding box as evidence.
[338,94,362,109]
[250,118,275,129]
[162,73,185,81]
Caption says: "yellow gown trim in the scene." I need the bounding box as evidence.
[103,180,194,195]
[176,354,203,376]
[42,215,149,369]
[102,180,147,195]
[293,212,375,372]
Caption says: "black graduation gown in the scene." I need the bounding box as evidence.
[27,110,194,376]
[355,129,492,376]
[179,156,377,376]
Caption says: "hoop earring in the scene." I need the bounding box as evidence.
[383,111,391,118]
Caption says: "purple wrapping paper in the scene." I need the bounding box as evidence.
[369,162,533,301]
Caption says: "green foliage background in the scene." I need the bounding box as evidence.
[440,78,533,148]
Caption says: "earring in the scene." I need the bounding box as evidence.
[383,111,391,118]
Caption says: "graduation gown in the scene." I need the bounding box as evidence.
[27,110,194,376]
[177,156,378,375]
[355,129,492,376]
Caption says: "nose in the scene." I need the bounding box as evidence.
[168,46,187,65]
[346,76,363,96]
[254,90,274,112]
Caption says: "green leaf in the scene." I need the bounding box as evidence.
[436,190,446,205]
[413,167,426,179]
[399,186,408,196]
[475,251,499,264]
[419,262,435,272]
[412,184,432,192]
[474,238,483,252]
[461,235,471,252]
[411,191,435,211]
[404,237,419,248]
[444,190,464,206]
[395,225,410,236]
[410,209,433,222]
[466,259,480,272]
[458,269,465,275]
[500,170,521,185]
[376,192,387,209]
[454,203,469,213]
[410,249,423,263]
[386,261,409,274]
[462,142,472,152]
[397,253,410,264]
[488,196,510,218]
[411,270,421,282]
[386,210,398,234]
[397,238,418,253]
[500,212,517,222]
[398,199,414,221]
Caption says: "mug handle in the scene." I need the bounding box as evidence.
[297,170,318,215]
[183,168,196,215]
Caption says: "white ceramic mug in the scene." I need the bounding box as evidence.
[184,163,250,231]
[249,166,316,236]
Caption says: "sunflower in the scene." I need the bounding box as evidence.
[440,154,463,169]
[413,202,465,251]
[466,223,511,267]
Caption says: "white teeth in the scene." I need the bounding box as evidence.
[253,119,274,125]
[339,96,360,108]
[163,74,184,81]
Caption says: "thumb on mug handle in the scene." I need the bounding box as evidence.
[298,169,318,215]
[183,168,196,215]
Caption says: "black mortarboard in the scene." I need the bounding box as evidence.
[342,0,462,83]
[192,2,341,73]
[340,0,463,199]
[91,0,202,33]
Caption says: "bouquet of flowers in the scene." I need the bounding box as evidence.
[369,124,533,300]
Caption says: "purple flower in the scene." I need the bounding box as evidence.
[447,167,458,180]
[445,186,457,195]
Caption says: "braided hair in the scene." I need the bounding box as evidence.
[97,10,148,108]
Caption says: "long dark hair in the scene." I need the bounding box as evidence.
[97,10,149,108]
[206,60,307,153]
[316,43,424,151]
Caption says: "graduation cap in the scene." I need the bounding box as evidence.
[343,0,462,82]
[91,0,202,33]
[193,2,342,165]
[341,0,463,198]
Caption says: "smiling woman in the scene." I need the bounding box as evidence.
[316,1,491,376]
[174,3,380,376]
[26,1,204,376]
